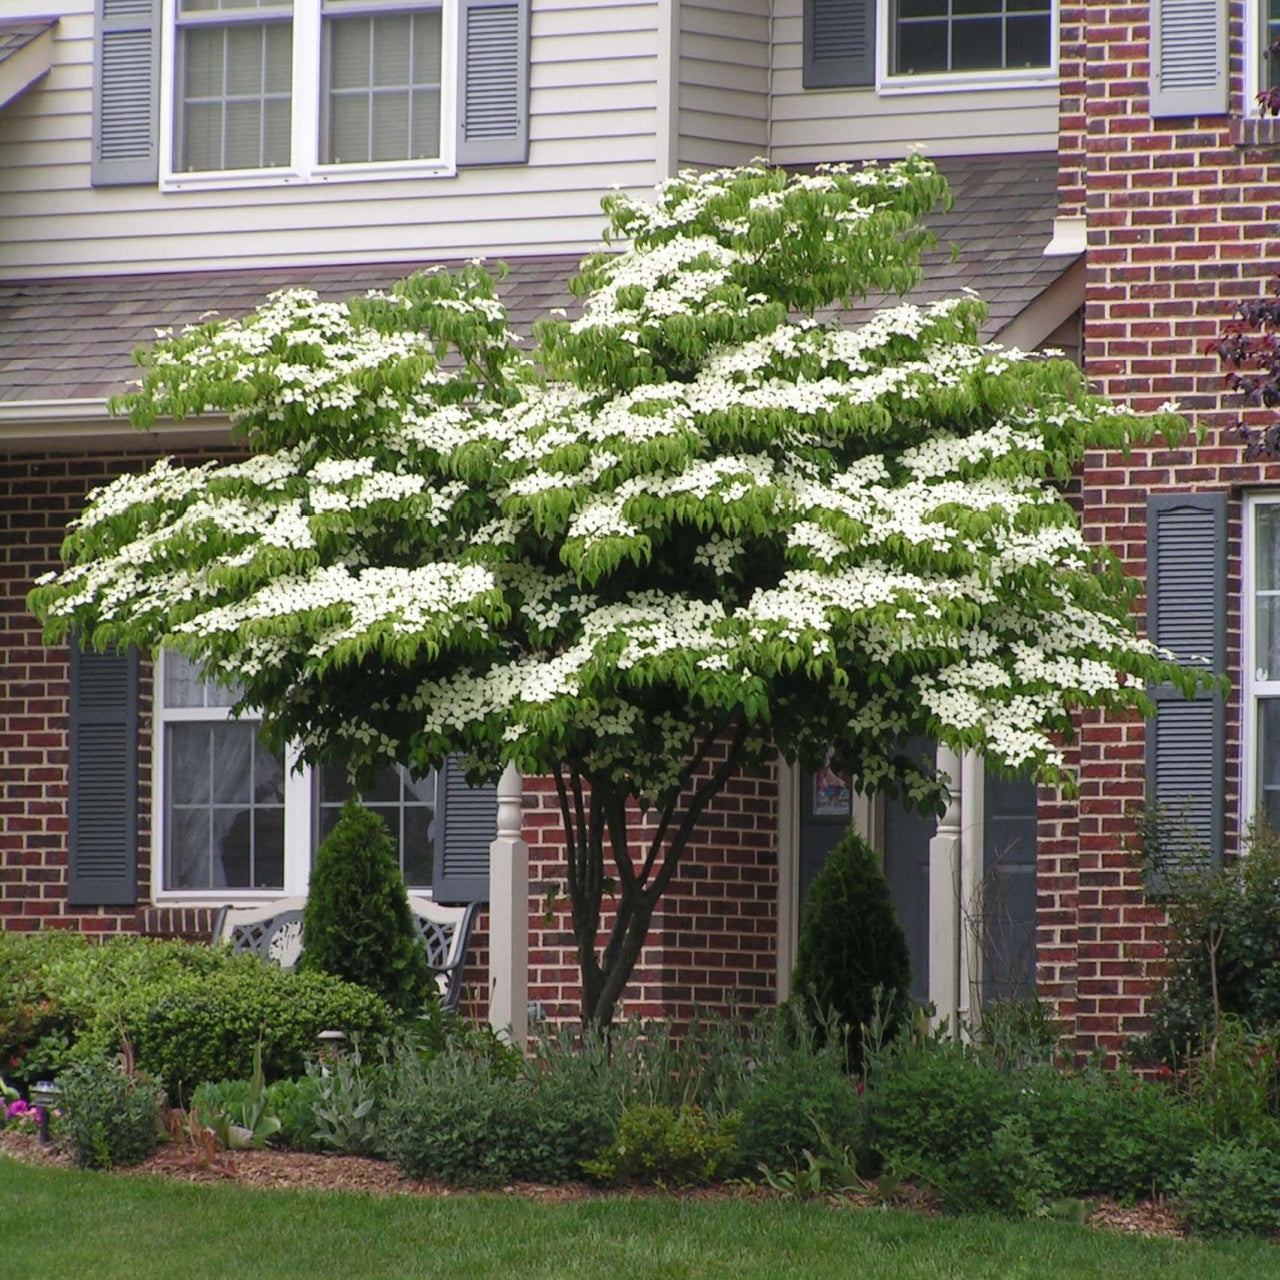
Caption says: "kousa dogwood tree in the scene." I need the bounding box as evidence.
[31,157,1199,1027]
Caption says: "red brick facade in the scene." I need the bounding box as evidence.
[1043,2,1280,1058]
[0,449,782,1025]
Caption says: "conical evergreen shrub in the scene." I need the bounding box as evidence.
[301,799,434,1016]
[791,829,913,1070]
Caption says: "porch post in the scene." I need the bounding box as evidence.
[488,762,528,1046]
[928,744,962,1032]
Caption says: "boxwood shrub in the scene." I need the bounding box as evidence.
[87,964,392,1103]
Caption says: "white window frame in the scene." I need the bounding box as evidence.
[876,0,1058,97]
[151,650,312,902]
[152,651,446,903]
[1243,492,1280,828]
[159,0,458,192]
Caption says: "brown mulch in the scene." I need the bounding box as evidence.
[0,1129,1185,1236]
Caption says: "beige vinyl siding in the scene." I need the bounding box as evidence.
[676,1,768,169]
[0,0,663,277]
[769,0,1058,162]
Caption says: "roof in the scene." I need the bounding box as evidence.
[0,152,1074,410]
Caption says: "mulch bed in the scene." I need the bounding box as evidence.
[0,1129,1185,1235]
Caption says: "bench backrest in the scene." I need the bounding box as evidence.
[212,894,478,1011]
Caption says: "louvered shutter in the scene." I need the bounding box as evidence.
[432,756,497,902]
[68,644,140,906]
[1146,493,1227,874]
[91,0,160,186]
[456,0,529,166]
[1150,0,1228,118]
[804,0,874,89]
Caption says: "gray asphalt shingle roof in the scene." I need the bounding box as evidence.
[0,153,1073,409]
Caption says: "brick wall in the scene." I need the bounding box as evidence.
[1047,1,1280,1057]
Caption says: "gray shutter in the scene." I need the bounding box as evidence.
[804,0,875,89]
[456,0,529,166]
[432,756,496,902]
[1145,493,1227,873]
[91,0,161,186]
[1150,0,1228,118]
[68,644,139,906]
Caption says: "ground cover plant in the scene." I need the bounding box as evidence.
[30,157,1205,1027]
[5,1156,1280,1280]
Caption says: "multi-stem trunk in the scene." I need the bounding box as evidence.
[554,720,752,1028]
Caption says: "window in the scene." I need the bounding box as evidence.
[1248,497,1280,831]
[158,651,287,891]
[1262,0,1280,101]
[316,762,438,886]
[168,0,449,178]
[93,0,528,188]
[890,0,1051,77]
[153,651,492,901]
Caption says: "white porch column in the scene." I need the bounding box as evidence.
[928,744,963,1032]
[487,762,528,1047]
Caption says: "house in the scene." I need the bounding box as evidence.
[4,0,1205,1047]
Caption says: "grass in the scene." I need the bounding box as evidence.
[5,1157,1280,1280]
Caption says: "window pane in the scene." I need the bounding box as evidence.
[897,22,949,73]
[1006,14,1050,67]
[330,16,371,90]
[372,15,413,86]
[1258,594,1280,682]
[164,651,209,708]
[329,95,369,164]
[371,93,411,162]
[897,0,946,15]
[168,807,212,890]
[254,809,286,888]
[403,804,433,887]
[412,12,442,83]
[212,806,252,887]
[227,25,266,95]
[167,724,211,804]
[411,88,441,158]
[265,21,292,91]
[211,722,254,804]
[1260,700,1280,831]
[954,0,1001,13]
[185,28,224,98]
[1257,504,1280,592]
[952,16,1002,70]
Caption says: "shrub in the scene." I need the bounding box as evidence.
[1021,1065,1204,1200]
[1141,823,1280,1057]
[1176,1138,1280,1238]
[56,1057,165,1171]
[735,1056,863,1177]
[88,963,392,1103]
[379,1042,614,1186]
[301,799,434,1016]
[1181,1018,1280,1146]
[0,932,254,1090]
[790,829,912,1070]
[864,1034,1058,1214]
[583,1104,739,1186]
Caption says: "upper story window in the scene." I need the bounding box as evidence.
[890,0,1051,77]
[801,0,1055,93]
[168,0,448,180]
[91,0,529,189]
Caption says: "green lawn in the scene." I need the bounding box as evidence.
[4,1156,1278,1280]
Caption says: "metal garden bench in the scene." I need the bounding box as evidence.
[212,894,479,1011]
